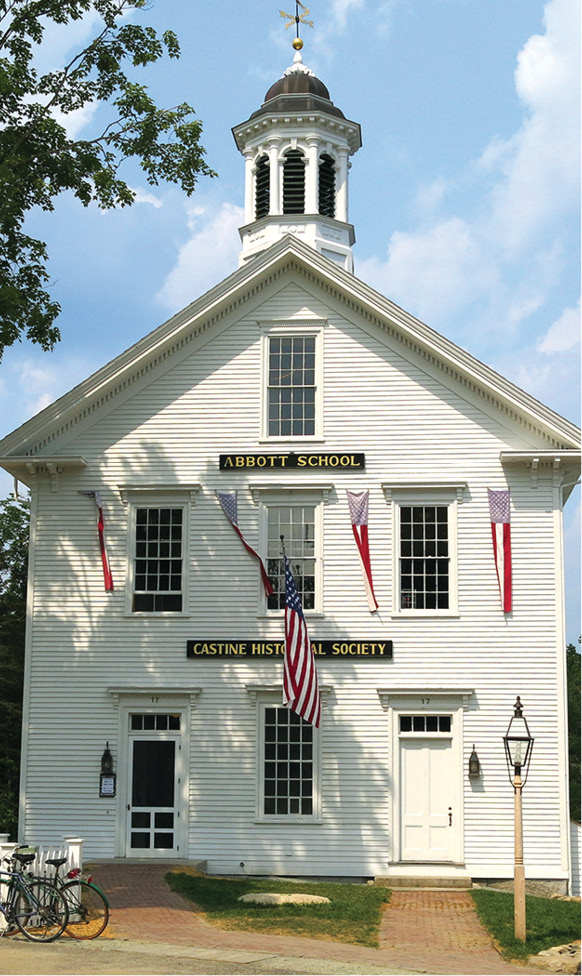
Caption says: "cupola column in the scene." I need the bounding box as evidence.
[336,149,349,223]
[305,140,319,214]
[244,151,254,223]
[268,142,280,215]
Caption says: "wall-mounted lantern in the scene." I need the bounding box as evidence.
[99,742,116,797]
[468,745,481,779]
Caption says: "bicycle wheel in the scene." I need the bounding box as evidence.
[62,880,109,939]
[13,880,69,942]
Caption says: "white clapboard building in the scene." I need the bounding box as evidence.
[1,49,580,889]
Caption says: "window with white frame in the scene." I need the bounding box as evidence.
[267,335,316,437]
[132,506,185,612]
[266,503,317,611]
[261,703,318,818]
[392,494,458,614]
[260,321,324,441]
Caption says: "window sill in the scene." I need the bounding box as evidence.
[390,611,460,619]
[123,612,191,619]
[254,817,323,825]
[256,612,324,619]
[258,438,326,445]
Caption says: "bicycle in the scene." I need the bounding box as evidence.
[45,855,109,939]
[0,850,69,942]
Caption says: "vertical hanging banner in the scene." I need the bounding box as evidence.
[488,489,512,613]
[347,490,379,612]
[216,491,273,597]
[283,554,321,728]
[80,491,114,592]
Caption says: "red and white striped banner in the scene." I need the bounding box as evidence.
[216,491,273,597]
[488,489,511,613]
[81,491,114,591]
[346,490,379,612]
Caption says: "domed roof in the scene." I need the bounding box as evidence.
[248,53,345,121]
[264,70,331,102]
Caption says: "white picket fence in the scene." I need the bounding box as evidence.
[571,821,581,897]
[0,836,83,931]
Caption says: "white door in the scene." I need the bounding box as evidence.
[400,736,456,862]
[127,735,181,856]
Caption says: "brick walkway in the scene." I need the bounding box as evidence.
[89,863,543,975]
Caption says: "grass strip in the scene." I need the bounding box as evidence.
[166,873,390,947]
[470,889,581,960]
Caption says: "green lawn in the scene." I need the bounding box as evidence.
[470,889,581,959]
[166,873,390,947]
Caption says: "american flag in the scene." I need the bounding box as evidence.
[81,491,114,591]
[216,491,273,596]
[347,489,379,612]
[488,489,512,613]
[282,555,321,728]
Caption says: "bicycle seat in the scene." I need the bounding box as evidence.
[45,857,67,868]
[14,852,36,865]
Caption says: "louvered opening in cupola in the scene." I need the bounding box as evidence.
[318,154,335,218]
[283,149,305,214]
[255,155,270,219]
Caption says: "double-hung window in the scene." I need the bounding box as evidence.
[267,503,316,611]
[133,506,184,612]
[252,489,325,614]
[260,322,325,440]
[255,698,321,821]
[123,486,197,615]
[389,488,460,616]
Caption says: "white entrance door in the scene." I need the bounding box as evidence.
[127,736,181,855]
[400,737,455,862]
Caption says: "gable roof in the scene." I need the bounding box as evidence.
[0,234,579,459]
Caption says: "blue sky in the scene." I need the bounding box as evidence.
[0,0,579,640]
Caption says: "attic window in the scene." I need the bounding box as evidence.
[283,149,305,214]
[318,154,335,218]
[255,155,270,219]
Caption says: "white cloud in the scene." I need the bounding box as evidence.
[484,0,579,253]
[129,187,163,209]
[358,217,497,323]
[413,178,448,219]
[156,202,244,312]
[359,0,578,346]
[0,355,94,432]
[51,102,97,139]
[330,0,365,32]
[537,303,580,353]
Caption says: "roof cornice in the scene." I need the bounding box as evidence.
[0,235,579,458]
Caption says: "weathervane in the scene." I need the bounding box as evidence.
[280,0,314,50]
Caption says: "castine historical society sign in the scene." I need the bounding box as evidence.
[219,452,365,470]
[187,640,392,658]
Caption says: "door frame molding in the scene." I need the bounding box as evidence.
[127,730,182,857]
[377,688,473,866]
[108,687,201,858]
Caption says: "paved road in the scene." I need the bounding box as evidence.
[0,936,414,975]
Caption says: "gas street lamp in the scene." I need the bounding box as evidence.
[503,696,534,942]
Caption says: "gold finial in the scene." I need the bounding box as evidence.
[280,1,314,50]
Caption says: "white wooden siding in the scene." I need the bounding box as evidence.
[19,274,571,879]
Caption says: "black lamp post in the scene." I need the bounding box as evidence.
[503,697,534,942]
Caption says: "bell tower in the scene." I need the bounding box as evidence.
[232,36,362,271]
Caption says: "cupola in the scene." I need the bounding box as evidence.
[232,49,362,271]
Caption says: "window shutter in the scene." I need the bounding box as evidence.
[318,154,335,218]
[255,156,270,219]
[283,150,305,214]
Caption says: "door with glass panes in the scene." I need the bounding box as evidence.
[126,712,183,856]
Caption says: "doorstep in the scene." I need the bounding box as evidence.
[376,864,472,889]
